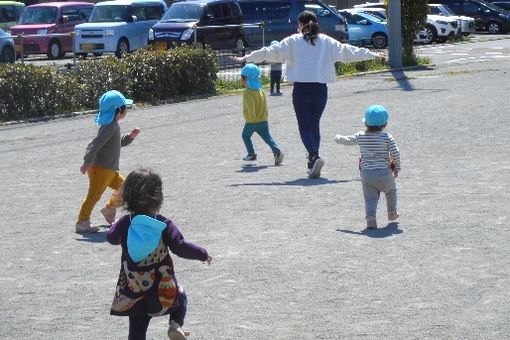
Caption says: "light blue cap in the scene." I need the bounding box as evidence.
[127,215,167,263]
[95,90,133,125]
[271,40,279,45]
[363,104,389,126]
[241,63,262,90]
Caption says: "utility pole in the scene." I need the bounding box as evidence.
[387,0,403,68]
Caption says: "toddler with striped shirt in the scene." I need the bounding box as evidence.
[335,105,401,229]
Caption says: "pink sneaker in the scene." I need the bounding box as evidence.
[366,217,377,229]
[168,321,187,340]
[100,206,117,224]
[388,212,400,221]
[75,221,99,234]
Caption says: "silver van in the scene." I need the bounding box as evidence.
[236,0,348,47]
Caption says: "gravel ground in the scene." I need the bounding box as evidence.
[0,56,509,340]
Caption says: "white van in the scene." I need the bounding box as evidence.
[74,0,167,57]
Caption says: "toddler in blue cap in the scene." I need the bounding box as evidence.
[269,40,284,96]
[239,63,284,165]
[75,90,140,234]
[334,105,401,229]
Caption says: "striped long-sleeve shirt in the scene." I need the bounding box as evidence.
[335,131,401,172]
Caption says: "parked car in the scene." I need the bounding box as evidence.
[0,1,25,31]
[9,2,93,59]
[0,27,15,62]
[416,14,460,44]
[490,1,510,10]
[434,0,510,33]
[352,2,385,9]
[148,0,244,51]
[236,0,348,47]
[349,7,386,21]
[429,3,476,35]
[338,9,387,48]
[74,0,167,58]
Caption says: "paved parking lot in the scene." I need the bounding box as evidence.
[0,43,509,339]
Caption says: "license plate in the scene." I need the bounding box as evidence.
[81,43,95,52]
[153,41,167,50]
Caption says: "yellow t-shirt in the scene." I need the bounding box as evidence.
[243,88,268,123]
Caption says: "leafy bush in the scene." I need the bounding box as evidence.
[0,64,84,121]
[0,47,219,121]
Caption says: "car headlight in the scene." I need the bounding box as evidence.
[148,28,154,41]
[181,28,193,41]
[499,13,510,19]
[37,29,48,36]
[105,28,115,36]
[436,20,447,25]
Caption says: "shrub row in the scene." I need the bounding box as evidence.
[0,46,218,122]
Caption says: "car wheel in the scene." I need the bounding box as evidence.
[93,52,103,57]
[47,40,62,60]
[423,25,437,44]
[75,53,88,59]
[234,37,245,52]
[0,46,15,63]
[372,33,387,49]
[115,38,129,58]
[488,21,501,34]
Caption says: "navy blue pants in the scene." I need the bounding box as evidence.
[128,290,188,340]
[292,82,328,161]
[270,70,282,93]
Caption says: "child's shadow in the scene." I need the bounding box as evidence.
[337,222,402,238]
[75,228,109,243]
[236,164,270,173]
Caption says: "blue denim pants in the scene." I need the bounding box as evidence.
[292,82,328,159]
[242,121,280,156]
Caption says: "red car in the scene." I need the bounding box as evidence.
[9,2,93,59]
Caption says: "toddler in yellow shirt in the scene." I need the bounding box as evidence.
[240,63,283,166]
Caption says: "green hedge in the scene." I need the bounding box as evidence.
[0,46,218,122]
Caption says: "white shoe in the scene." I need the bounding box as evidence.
[307,158,324,178]
[100,206,116,224]
[168,321,187,340]
[274,151,284,166]
[75,221,99,234]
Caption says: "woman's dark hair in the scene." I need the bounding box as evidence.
[365,123,387,132]
[298,11,319,45]
[122,167,163,215]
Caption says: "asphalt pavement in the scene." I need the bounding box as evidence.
[0,39,509,340]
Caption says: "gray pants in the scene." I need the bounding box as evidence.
[360,169,397,218]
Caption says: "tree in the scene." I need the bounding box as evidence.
[385,0,429,63]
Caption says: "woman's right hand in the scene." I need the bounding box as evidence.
[229,56,245,63]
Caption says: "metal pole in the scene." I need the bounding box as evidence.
[18,34,24,64]
[71,31,76,66]
[387,0,403,69]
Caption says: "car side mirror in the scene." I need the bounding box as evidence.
[62,15,69,23]
[359,19,370,25]
[317,9,330,17]
[129,15,137,22]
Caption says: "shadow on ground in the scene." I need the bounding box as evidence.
[337,222,402,238]
[230,177,350,187]
[75,229,108,243]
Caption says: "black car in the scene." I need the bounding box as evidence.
[148,0,245,51]
[490,1,510,10]
[434,0,510,33]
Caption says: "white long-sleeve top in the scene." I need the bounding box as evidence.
[244,33,379,83]
[335,131,401,172]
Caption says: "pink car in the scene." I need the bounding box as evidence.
[10,2,93,59]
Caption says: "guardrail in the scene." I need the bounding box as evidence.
[0,31,77,64]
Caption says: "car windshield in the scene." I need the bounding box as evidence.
[478,0,510,13]
[19,7,57,24]
[88,5,129,23]
[359,12,384,22]
[160,3,203,22]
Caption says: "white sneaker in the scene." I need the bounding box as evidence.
[75,221,99,234]
[274,151,284,166]
[100,206,116,224]
[307,158,324,178]
[168,321,187,340]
